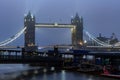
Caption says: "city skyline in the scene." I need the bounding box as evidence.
[0,0,120,46]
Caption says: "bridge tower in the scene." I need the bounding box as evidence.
[71,13,83,46]
[24,12,37,51]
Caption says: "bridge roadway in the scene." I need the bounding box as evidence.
[1,45,120,50]
[0,48,120,64]
[35,23,75,28]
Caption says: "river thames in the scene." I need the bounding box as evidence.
[0,64,119,80]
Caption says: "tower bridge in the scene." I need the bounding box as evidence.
[0,12,119,50]
[24,12,83,51]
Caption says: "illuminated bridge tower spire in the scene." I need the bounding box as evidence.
[24,12,37,51]
[71,13,83,46]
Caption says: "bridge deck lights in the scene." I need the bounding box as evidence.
[54,22,58,26]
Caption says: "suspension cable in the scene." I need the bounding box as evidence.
[84,29,112,46]
[0,27,26,46]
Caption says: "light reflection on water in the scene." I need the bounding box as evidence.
[0,64,119,80]
[61,70,66,80]
[30,70,118,80]
[0,64,24,80]
[0,64,27,73]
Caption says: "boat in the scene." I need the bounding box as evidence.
[100,65,120,79]
[101,74,120,79]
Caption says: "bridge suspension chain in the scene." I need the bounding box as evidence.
[83,29,112,46]
[0,27,26,46]
[0,27,115,47]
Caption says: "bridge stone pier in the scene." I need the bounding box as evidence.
[24,12,83,51]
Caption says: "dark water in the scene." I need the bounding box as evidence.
[22,70,119,80]
[0,64,119,80]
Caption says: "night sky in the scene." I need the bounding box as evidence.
[0,0,120,46]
